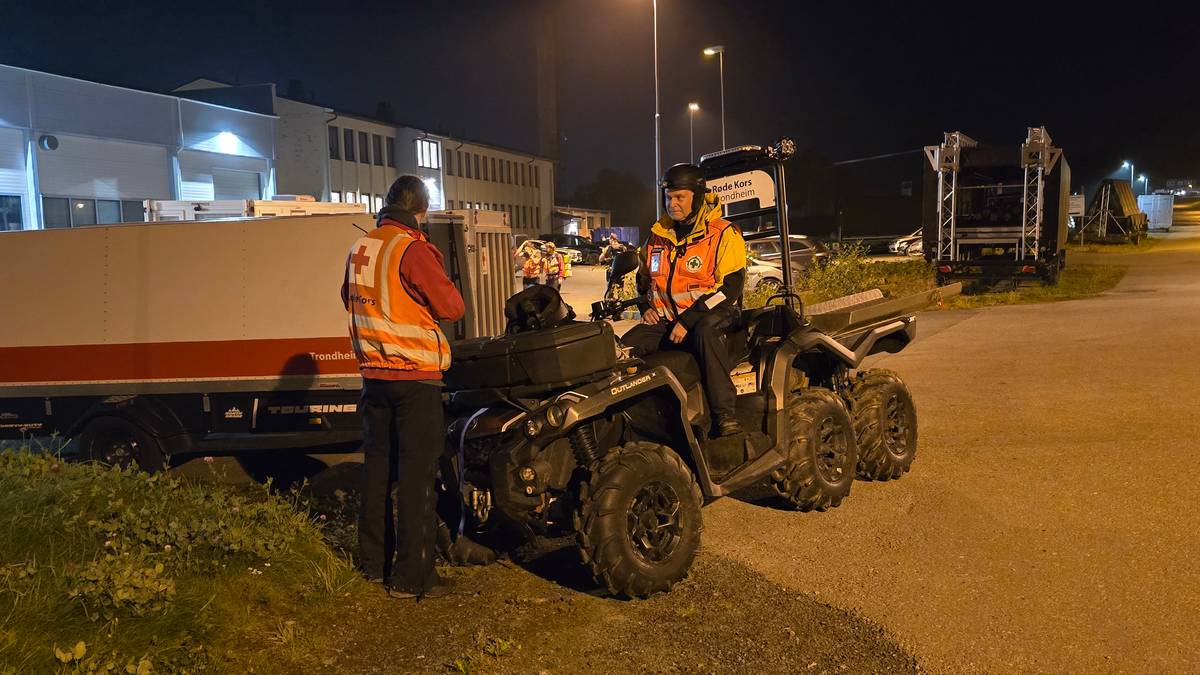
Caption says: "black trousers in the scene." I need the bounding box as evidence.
[357,378,444,593]
[621,308,738,417]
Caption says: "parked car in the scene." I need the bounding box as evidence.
[889,229,923,256]
[540,233,603,264]
[743,232,830,292]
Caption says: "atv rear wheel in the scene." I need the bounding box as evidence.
[771,386,857,511]
[574,442,703,598]
[846,369,917,481]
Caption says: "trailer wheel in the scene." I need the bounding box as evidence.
[574,442,703,598]
[771,386,857,511]
[77,416,168,472]
[846,369,917,481]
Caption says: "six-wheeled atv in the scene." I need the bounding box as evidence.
[441,141,956,597]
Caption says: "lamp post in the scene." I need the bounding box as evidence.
[653,0,661,218]
[702,45,726,149]
[1139,174,1148,195]
[688,102,700,163]
[1122,160,1134,186]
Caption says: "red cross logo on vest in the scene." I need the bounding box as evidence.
[351,245,371,275]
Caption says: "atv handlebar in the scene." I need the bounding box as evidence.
[590,296,642,322]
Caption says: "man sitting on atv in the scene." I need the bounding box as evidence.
[621,163,748,438]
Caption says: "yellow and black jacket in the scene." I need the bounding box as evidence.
[637,193,747,327]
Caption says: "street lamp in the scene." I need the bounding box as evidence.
[1139,174,1148,195]
[651,0,662,217]
[1122,160,1134,186]
[687,102,700,163]
[702,45,726,149]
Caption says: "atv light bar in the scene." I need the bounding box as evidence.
[699,145,762,164]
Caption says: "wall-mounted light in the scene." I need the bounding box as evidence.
[217,131,238,154]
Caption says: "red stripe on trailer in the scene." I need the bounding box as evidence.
[0,337,361,384]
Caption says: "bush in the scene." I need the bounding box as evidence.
[744,244,937,310]
[0,448,363,672]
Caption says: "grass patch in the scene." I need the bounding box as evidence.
[742,245,1125,312]
[1065,238,1158,255]
[0,447,366,673]
[944,264,1126,309]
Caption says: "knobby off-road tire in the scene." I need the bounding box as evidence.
[846,369,917,481]
[771,386,857,511]
[573,442,703,598]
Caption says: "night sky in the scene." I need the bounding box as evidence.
[4,0,1198,195]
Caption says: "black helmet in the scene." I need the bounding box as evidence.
[660,163,706,192]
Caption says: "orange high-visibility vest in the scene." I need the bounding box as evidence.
[544,252,566,277]
[345,226,451,374]
[644,217,738,320]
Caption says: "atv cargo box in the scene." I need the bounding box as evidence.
[444,321,617,390]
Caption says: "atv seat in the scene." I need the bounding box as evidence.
[641,350,702,390]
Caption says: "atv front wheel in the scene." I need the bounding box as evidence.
[574,442,703,598]
[846,369,917,480]
[771,386,857,511]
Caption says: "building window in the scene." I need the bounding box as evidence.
[0,195,22,230]
[97,200,122,224]
[521,164,526,186]
[536,206,541,227]
[491,158,497,182]
[534,166,540,189]
[343,129,356,162]
[472,154,479,180]
[522,205,528,227]
[331,191,341,203]
[372,135,384,166]
[507,161,513,184]
[329,126,340,160]
[121,200,143,222]
[41,196,143,228]
[416,139,440,169]
[359,132,370,165]
[444,148,453,175]
[600,216,606,228]
[386,137,396,168]
[481,155,489,181]
[345,190,357,203]
[374,195,383,212]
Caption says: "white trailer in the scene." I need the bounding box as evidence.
[0,211,512,467]
[144,198,368,221]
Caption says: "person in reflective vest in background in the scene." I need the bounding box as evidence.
[521,247,543,288]
[543,242,570,291]
[341,175,465,600]
[621,163,748,438]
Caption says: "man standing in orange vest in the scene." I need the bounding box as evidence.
[342,175,464,599]
[543,242,568,291]
[621,164,748,437]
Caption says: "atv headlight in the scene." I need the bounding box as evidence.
[524,418,543,438]
[544,403,565,428]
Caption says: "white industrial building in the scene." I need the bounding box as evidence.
[0,64,276,230]
[176,79,555,237]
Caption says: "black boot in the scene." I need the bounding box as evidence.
[712,414,743,438]
[436,520,497,566]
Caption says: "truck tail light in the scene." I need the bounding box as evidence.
[937,265,952,273]
[1021,265,1037,274]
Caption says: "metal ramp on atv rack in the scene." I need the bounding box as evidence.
[804,284,962,336]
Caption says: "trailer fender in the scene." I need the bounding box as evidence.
[69,396,192,455]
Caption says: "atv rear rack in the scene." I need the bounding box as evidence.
[805,283,962,336]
